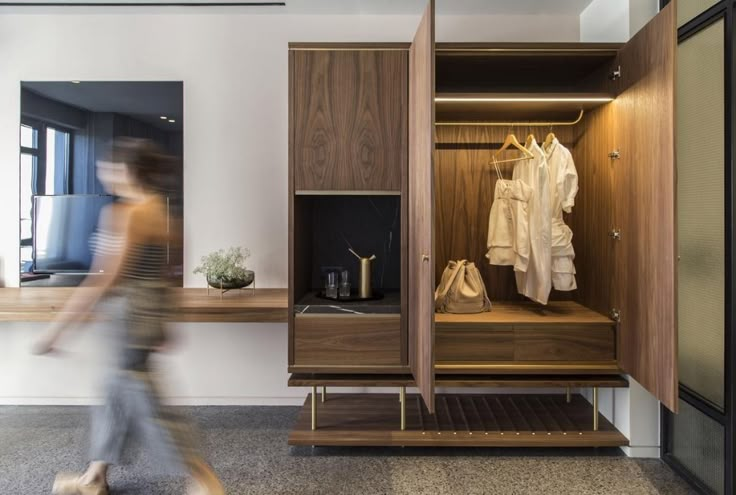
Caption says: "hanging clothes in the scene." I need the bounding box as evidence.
[512,137,552,304]
[544,137,579,291]
[486,175,533,272]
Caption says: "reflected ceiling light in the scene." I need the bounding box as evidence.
[434,96,614,103]
[71,80,81,84]
[168,119,176,123]
[160,116,167,120]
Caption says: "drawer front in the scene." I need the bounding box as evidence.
[435,325,514,362]
[294,314,401,366]
[514,325,616,361]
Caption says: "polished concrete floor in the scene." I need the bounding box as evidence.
[0,406,697,494]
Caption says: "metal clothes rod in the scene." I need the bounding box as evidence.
[435,109,584,127]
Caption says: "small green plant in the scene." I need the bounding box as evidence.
[193,247,251,282]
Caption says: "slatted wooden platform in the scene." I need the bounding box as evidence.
[289,393,629,447]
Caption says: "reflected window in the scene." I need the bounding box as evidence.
[45,127,70,195]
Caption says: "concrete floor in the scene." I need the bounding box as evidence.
[0,405,697,494]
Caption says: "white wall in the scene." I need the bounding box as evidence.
[0,6,660,457]
[580,0,659,42]
[580,0,631,41]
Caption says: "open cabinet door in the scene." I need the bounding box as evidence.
[408,0,436,414]
[613,3,678,412]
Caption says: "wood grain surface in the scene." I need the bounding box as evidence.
[408,0,436,413]
[513,325,616,361]
[0,288,288,323]
[287,373,629,388]
[434,301,613,326]
[293,314,401,367]
[435,325,514,362]
[612,3,678,412]
[291,49,407,191]
[568,103,616,319]
[289,393,628,447]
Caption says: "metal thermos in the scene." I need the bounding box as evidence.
[349,249,376,299]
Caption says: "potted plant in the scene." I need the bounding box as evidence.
[193,247,254,290]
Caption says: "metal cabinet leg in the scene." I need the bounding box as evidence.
[593,387,599,431]
[400,386,406,431]
[311,386,317,431]
[322,386,327,403]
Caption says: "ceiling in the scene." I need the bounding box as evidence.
[4,0,597,16]
[22,81,183,131]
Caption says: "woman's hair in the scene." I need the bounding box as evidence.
[109,137,178,193]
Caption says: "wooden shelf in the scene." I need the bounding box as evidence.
[435,93,613,124]
[289,393,629,447]
[288,373,628,388]
[435,301,614,327]
[0,288,288,323]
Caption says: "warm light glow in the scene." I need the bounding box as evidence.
[435,96,614,103]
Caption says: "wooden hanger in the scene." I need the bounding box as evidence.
[489,132,535,166]
[544,131,556,148]
[494,133,534,159]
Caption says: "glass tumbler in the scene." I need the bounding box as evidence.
[325,271,338,298]
[339,270,351,297]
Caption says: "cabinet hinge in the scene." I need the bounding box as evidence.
[608,150,621,160]
[609,65,622,81]
[610,308,621,322]
[609,229,621,241]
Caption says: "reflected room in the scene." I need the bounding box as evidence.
[19,81,183,286]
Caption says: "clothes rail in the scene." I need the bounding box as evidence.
[435,109,584,127]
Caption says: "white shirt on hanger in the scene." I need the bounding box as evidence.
[544,137,579,291]
[512,137,552,304]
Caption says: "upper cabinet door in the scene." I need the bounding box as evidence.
[408,0,435,413]
[291,49,407,192]
[612,3,678,412]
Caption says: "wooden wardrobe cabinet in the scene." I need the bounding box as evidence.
[287,0,678,446]
[290,48,407,192]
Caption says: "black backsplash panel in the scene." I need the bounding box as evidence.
[309,196,401,291]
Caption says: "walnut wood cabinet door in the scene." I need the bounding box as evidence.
[291,49,407,192]
[408,0,436,413]
[612,2,678,412]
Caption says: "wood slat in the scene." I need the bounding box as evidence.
[0,288,288,323]
[289,393,629,447]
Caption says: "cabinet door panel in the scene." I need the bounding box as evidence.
[408,0,436,413]
[613,3,677,411]
[292,50,406,191]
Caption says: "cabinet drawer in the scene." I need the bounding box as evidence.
[435,325,513,362]
[294,314,401,367]
[514,325,616,361]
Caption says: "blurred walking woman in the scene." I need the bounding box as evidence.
[33,138,224,495]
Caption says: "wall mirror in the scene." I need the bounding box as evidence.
[19,81,183,286]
